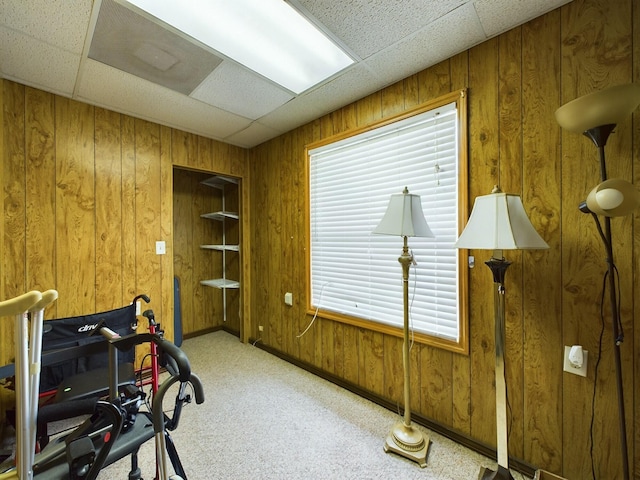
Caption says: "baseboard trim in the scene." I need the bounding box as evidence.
[183,325,239,340]
[252,339,537,479]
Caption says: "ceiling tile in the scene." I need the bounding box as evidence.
[292,0,468,59]
[223,121,285,148]
[256,95,327,134]
[475,0,573,37]
[0,0,91,54]
[0,27,80,96]
[76,59,253,140]
[364,3,486,85]
[299,64,384,116]
[192,61,294,120]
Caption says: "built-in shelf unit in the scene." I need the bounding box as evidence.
[199,175,239,321]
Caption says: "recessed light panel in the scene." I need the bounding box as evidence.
[90,0,223,95]
[123,0,354,94]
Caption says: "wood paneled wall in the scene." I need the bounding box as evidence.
[249,0,639,478]
[0,81,248,412]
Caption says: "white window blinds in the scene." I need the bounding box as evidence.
[309,101,461,342]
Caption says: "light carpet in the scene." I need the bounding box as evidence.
[99,330,531,480]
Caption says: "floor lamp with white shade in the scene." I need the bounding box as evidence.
[373,187,433,468]
[555,82,640,480]
[455,186,549,480]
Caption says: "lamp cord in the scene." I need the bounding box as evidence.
[589,213,624,342]
[297,282,329,338]
[409,247,417,350]
[589,262,622,479]
[590,270,607,480]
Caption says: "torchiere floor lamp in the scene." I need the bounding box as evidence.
[455,186,549,480]
[555,83,640,480]
[373,187,433,468]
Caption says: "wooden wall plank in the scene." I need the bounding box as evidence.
[342,324,360,385]
[449,51,472,437]
[382,335,403,406]
[173,169,194,334]
[94,107,123,311]
[197,137,214,176]
[467,37,500,448]
[266,138,284,352]
[416,58,457,429]
[358,329,385,397]
[121,115,137,305]
[191,175,214,332]
[418,60,452,103]
[281,132,296,357]
[497,26,526,462]
[250,145,270,344]
[2,82,26,378]
[24,87,56,313]
[381,82,406,118]
[54,97,95,317]
[521,12,563,473]
[356,92,383,127]
[159,125,174,341]
[632,0,640,473]
[295,123,316,359]
[133,119,162,322]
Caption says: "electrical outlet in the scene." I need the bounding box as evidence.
[284,292,293,306]
[563,346,588,377]
[258,325,264,332]
[135,300,141,316]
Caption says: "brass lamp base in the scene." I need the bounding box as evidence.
[478,465,515,480]
[383,422,430,468]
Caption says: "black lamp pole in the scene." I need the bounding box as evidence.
[583,124,629,480]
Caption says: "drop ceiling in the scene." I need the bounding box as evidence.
[0,0,572,148]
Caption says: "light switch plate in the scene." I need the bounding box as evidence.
[284,292,293,306]
[156,241,166,255]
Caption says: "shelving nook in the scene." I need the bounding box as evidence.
[200,175,240,322]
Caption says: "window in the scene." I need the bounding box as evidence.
[306,90,468,353]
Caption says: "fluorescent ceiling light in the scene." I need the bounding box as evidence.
[123,0,354,94]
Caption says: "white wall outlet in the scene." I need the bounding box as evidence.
[563,345,588,377]
[258,325,264,332]
[135,300,141,316]
[156,241,166,255]
[284,292,293,306]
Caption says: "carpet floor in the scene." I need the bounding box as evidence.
[98,330,532,480]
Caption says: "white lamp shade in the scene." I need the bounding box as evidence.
[373,188,434,237]
[455,188,549,250]
[555,83,640,133]
[586,178,640,217]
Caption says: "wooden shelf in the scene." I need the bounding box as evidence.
[200,244,239,252]
[200,279,240,289]
[201,176,238,188]
[200,211,239,221]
